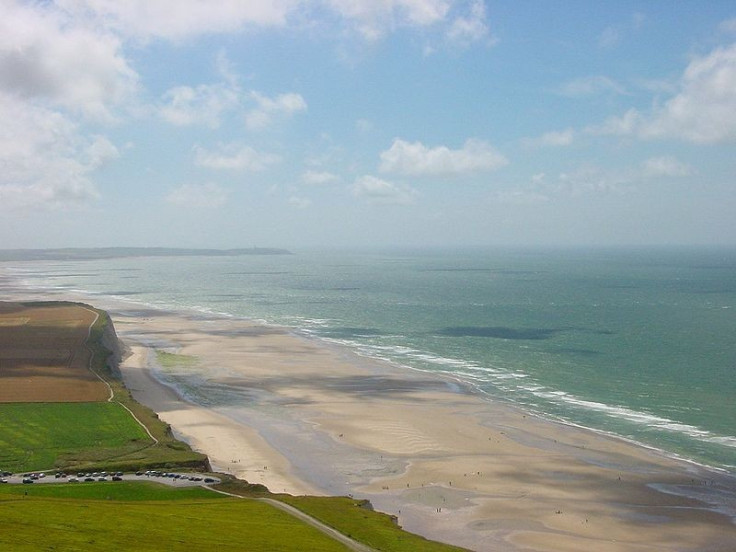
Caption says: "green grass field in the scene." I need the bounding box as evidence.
[0,494,350,551]
[0,481,224,501]
[0,402,150,472]
[280,496,469,552]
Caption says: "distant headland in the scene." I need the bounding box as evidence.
[0,247,293,261]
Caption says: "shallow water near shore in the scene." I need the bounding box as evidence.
[3,246,736,475]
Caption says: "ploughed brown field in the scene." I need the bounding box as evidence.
[0,302,110,402]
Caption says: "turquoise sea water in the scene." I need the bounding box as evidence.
[6,247,736,473]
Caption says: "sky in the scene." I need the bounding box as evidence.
[1,0,735,249]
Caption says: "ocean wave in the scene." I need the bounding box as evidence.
[316,327,736,455]
[526,386,736,449]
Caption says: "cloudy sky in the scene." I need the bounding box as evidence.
[1,1,735,249]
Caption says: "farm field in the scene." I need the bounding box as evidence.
[0,402,150,472]
[0,302,109,402]
[0,493,351,552]
[0,301,208,473]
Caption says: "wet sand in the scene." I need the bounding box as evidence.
[2,285,735,551]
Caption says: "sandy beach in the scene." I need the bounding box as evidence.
[2,284,735,551]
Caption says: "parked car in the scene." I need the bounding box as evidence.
[22,478,34,484]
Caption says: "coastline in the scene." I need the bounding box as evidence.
[2,283,735,550]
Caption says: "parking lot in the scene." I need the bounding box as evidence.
[0,470,219,487]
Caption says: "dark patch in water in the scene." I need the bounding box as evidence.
[437,326,562,340]
[684,287,736,295]
[420,268,541,275]
[105,290,142,296]
[588,329,615,335]
[553,348,602,357]
[690,264,736,271]
[224,271,291,276]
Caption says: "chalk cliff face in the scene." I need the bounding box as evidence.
[100,310,124,380]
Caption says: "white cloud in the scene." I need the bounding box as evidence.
[158,65,305,131]
[632,12,645,30]
[289,195,312,209]
[592,43,736,143]
[642,156,692,178]
[556,166,628,195]
[159,83,240,128]
[598,26,620,49]
[380,138,507,176]
[194,144,281,171]
[493,190,549,205]
[719,18,736,34]
[531,172,546,184]
[531,129,575,147]
[324,0,451,40]
[86,135,120,168]
[356,118,374,133]
[57,0,293,41]
[245,91,307,130]
[0,92,110,210]
[642,43,736,142]
[557,75,627,98]
[50,0,492,50]
[352,175,417,205]
[446,0,492,47]
[0,1,138,121]
[302,170,340,185]
[165,182,228,208]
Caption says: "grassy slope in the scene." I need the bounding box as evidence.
[0,495,350,552]
[0,481,225,501]
[280,496,470,552]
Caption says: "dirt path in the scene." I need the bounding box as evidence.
[79,306,159,445]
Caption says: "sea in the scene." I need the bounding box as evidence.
[4,246,736,475]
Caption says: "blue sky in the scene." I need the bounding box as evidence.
[1,1,735,249]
